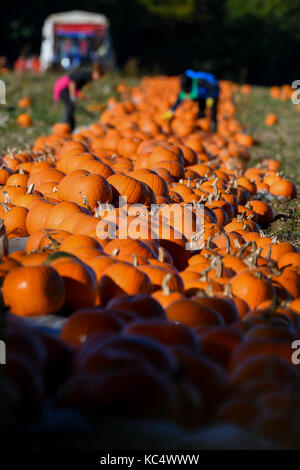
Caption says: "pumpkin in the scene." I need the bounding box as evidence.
[47,253,98,309]
[104,238,156,259]
[107,294,166,320]
[107,174,147,204]
[248,201,274,226]
[6,171,29,187]
[18,97,32,108]
[85,255,116,282]
[166,298,224,328]
[26,200,56,234]
[56,170,112,209]
[52,122,71,135]
[2,206,28,238]
[273,267,300,299]
[278,252,300,269]
[1,74,299,439]
[25,229,71,252]
[45,201,90,230]
[0,255,22,281]
[60,234,102,252]
[269,178,297,199]
[230,270,275,310]
[21,251,52,266]
[16,113,32,128]
[137,264,184,292]
[128,169,169,197]
[265,114,278,126]
[60,310,124,347]
[99,262,152,304]
[193,294,239,325]
[2,265,65,316]
[125,319,199,355]
[27,169,65,190]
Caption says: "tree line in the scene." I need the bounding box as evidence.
[1,0,300,84]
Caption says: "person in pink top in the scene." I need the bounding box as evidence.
[53,63,104,130]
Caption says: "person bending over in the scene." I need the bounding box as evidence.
[163,70,219,133]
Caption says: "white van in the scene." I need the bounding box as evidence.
[40,10,115,71]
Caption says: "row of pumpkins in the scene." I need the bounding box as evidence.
[2,76,300,448]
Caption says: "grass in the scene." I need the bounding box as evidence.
[0,72,300,243]
[0,70,139,150]
[235,86,300,245]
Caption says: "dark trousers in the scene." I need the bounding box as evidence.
[60,89,75,131]
[197,98,207,118]
[197,96,218,132]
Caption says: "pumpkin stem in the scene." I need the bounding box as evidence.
[0,203,10,213]
[225,184,232,195]
[224,233,231,255]
[211,256,223,278]
[6,148,15,159]
[253,270,264,280]
[224,283,232,297]
[0,219,8,258]
[112,248,119,256]
[245,247,262,269]
[3,191,11,205]
[207,193,213,204]
[233,237,241,249]
[205,284,214,297]
[238,240,252,257]
[207,235,214,250]
[27,183,34,194]
[132,254,138,267]
[266,244,272,261]
[162,273,172,296]
[41,229,60,249]
[158,246,165,262]
[200,269,210,282]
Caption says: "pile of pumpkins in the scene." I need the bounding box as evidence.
[1,76,300,448]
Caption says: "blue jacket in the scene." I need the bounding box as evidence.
[185,70,219,87]
[171,70,219,111]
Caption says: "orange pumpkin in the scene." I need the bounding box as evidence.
[2,265,65,316]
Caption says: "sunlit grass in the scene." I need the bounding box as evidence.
[235,86,300,244]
